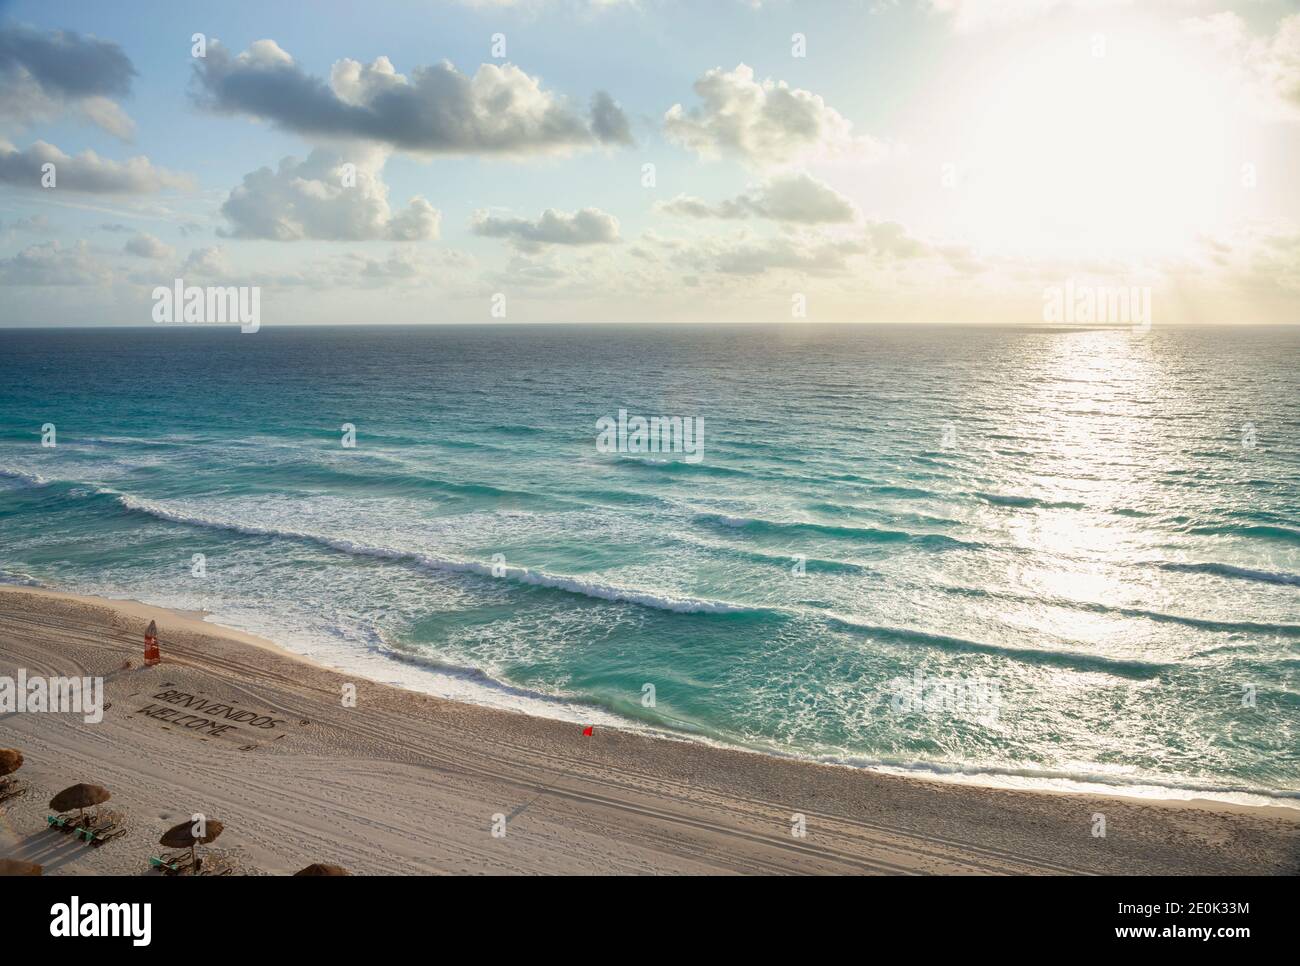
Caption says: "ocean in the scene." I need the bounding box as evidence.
[1,323,1296,804]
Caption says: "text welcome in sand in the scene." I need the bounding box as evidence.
[134,688,287,738]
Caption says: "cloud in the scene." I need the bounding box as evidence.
[76,97,136,141]
[218,149,440,241]
[0,24,137,138]
[1183,224,1300,299]
[648,216,931,278]
[340,246,477,284]
[182,246,233,277]
[658,171,858,223]
[864,220,927,259]
[0,240,112,285]
[169,244,480,292]
[664,64,878,168]
[0,140,192,193]
[0,213,53,235]
[1185,12,1300,120]
[712,235,866,276]
[471,207,620,252]
[590,91,634,145]
[123,232,175,259]
[926,0,1131,32]
[488,252,572,288]
[192,39,631,156]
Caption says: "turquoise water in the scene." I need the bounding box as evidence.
[1,324,1297,800]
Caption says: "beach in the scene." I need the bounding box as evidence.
[2,585,1297,876]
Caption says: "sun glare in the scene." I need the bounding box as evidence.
[944,15,1237,262]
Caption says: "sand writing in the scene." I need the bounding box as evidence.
[134,688,288,737]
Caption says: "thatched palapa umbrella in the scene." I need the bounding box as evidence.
[49,783,111,825]
[160,818,224,871]
[0,858,42,876]
[0,749,22,778]
[293,863,349,876]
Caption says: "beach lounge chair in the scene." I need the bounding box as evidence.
[74,810,127,846]
[46,813,85,834]
[149,852,192,874]
[0,781,27,805]
[0,749,26,804]
[149,850,232,875]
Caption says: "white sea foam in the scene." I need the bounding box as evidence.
[0,467,49,487]
[110,490,752,615]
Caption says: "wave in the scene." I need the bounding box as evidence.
[694,512,982,550]
[0,467,50,487]
[1156,561,1300,587]
[1109,506,1155,518]
[211,457,575,506]
[1,470,758,617]
[609,457,749,478]
[812,754,1300,805]
[973,491,1087,511]
[823,615,1169,678]
[941,583,1300,636]
[106,490,760,616]
[676,535,874,575]
[79,435,191,451]
[1,457,585,512]
[1186,523,1300,544]
[484,424,547,436]
[433,437,508,452]
[867,484,935,499]
[0,568,42,587]
[568,487,675,509]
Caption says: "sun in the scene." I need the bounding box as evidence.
[933,13,1241,262]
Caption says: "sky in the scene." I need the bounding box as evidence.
[0,0,1297,325]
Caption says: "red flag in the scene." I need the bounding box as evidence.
[582,725,593,737]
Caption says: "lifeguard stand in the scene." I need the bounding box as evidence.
[144,619,161,666]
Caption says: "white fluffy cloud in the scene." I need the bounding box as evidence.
[658,171,858,224]
[471,207,620,252]
[219,149,440,241]
[664,64,878,168]
[0,140,191,193]
[193,40,632,156]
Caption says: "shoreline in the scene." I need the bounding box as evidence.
[2,584,1298,875]
[3,582,1297,816]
